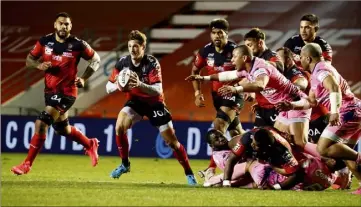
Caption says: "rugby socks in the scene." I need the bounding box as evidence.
[173,143,193,175]
[67,126,91,149]
[304,142,321,158]
[25,133,46,165]
[116,134,130,166]
[208,155,217,169]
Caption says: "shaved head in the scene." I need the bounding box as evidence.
[300,43,322,71]
[301,43,322,58]
[235,45,253,57]
[231,45,254,70]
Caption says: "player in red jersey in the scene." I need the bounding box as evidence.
[11,12,101,175]
[284,14,332,66]
[106,30,197,185]
[190,19,245,180]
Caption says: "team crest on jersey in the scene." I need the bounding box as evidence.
[207,57,214,67]
[47,42,54,47]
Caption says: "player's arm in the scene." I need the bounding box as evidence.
[77,41,101,85]
[26,40,52,71]
[191,51,207,94]
[80,51,100,81]
[129,59,163,96]
[268,55,284,73]
[223,137,245,186]
[273,168,305,190]
[320,39,333,63]
[322,73,342,125]
[292,77,308,91]
[106,68,120,94]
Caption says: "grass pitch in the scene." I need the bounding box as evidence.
[1,153,360,206]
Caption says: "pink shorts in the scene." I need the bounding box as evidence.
[276,109,311,125]
[320,109,361,145]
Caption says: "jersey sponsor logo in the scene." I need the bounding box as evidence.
[47,42,54,47]
[315,169,329,181]
[294,46,302,51]
[52,55,62,61]
[45,47,53,55]
[208,53,214,57]
[207,57,214,67]
[308,128,321,137]
[261,88,277,95]
[62,52,73,58]
[222,95,236,101]
[224,62,233,67]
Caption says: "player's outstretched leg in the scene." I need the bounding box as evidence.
[160,123,197,185]
[11,110,56,175]
[110,111,132,179]
[52,116,100,167]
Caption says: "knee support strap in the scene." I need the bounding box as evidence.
[37,111,54,126]
[216,109,232,124]
[52,118,70,133]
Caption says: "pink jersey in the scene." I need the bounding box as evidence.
[238,57,307,104]
[212,150,231,171]
[311,61,360,113]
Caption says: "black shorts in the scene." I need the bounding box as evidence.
[212,92,244,131]
[45,93,76,114]
[125,99,172,127]
[254,107,279,127]
[309,115,329,143]
[212,92,244,110]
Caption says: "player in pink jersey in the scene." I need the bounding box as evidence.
[186,45,320,160]
[203,128,338,190]
[277,43,361,194]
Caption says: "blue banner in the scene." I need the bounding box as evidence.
[1,115,253,159]
[2,115,360,159]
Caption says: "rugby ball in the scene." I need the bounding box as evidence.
[117,68,131,91]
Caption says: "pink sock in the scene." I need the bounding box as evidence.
[304,142,321,158]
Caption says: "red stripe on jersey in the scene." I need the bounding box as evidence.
[322,51,332,62]
[194,53,206,69]
[30,41,43,58]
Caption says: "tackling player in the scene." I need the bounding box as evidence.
[277,43,361,194]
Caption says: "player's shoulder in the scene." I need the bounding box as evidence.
[199,42,214,55]
[38,33,55,45]
[226,40,237,49]
[314,36,329,45]
[145,54,160,64]
[115,55,130,69]
[288,34,302,41]
[67,35,93,50]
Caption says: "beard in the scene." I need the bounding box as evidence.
[56,29,69,39]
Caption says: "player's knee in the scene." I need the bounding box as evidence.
[294,138,307,148]
[216,109,232,127]
[36,111,54,130]
[316,144,328,157]
[53,119,70,136]
[229,129,240,137]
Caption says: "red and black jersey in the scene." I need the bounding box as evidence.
[256,49,283,109]
[194,41,237,92]
[284,35,333,63]
[109,54,164,104]
[231,127,299,175]
[30,33,95,97]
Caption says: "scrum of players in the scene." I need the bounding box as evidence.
[11,11,361,194]
[185,14,361,194]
